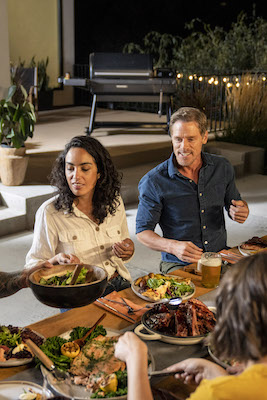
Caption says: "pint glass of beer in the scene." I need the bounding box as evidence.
[201,252,222,288]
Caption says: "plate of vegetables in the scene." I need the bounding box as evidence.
[0,325,44,367]
[38,324,154,399]
[132,273,195,302]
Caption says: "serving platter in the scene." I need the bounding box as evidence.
[0,381,52,399]
[41,328,155,399]
[131,274,196,303]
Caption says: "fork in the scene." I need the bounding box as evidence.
[121,297,135,314]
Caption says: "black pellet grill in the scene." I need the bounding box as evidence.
[60,53,177,134]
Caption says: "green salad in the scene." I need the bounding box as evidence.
[146,277,194,298]
[39,266,88,286]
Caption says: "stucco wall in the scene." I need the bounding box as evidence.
[7,0,60,88]
[0,0,11,98]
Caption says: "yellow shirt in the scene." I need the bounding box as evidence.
[189,364,267,400]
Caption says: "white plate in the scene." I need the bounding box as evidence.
[131,274,196,303]
[238,243,258,257]
[0,380,52,399]
[0,357,33,367]
[41,328,155,399]
[0,328,44,368]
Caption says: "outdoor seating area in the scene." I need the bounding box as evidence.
[1,1,267,399]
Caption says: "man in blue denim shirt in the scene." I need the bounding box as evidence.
[136,107,249,273]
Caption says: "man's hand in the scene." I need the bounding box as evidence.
[166,358,227,385]
[170,240,203,263]
[22,260,54,288]
[49,253,81,265]
[112,238,134,261]
[229,200,249,224]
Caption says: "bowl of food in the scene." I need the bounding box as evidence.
[29,264,108,308]
[134,298,216,345]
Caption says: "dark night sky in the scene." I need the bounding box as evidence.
[74,1,266,64]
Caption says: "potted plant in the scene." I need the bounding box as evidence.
[29,56,53,110]
[0,84,36,185]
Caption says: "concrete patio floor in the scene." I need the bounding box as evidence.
[0,106,267,327]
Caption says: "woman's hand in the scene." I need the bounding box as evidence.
[112,238,134,260]
[115,332,147,365]
[49,253,81,265]
[166,358,227,385]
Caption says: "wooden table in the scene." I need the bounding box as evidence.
[0,268,216,399]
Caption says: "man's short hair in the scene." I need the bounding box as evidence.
[169,107,208,136]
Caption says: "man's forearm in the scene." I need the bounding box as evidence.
[137,230,175,254]
[0,271,25,298]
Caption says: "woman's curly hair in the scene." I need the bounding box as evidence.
[50,136,122,224]
[209,252,267,363]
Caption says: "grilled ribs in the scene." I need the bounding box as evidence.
[145,298,216,337]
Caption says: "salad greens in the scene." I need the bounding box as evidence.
[35,335,71,371]
[39,266,88,286]
[69,325,106,343]
[146,277,194,298]
[0,326,22,347]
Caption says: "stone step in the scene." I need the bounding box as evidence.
[0,208,26,236]
[204,141,265,177]
[0,184,55,236]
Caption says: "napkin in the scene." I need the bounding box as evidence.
[95,291,147,323]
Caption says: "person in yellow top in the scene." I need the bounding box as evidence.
[115,252,267,400]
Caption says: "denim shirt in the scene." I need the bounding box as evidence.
[136,152,241,264]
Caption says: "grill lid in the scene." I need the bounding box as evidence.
[89,52,153,79]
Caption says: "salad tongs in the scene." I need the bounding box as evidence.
[25,339,70,381]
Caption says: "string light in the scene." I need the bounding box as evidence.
[198,76,203,81]
[226,82,232,88]
[177,73,182,79]
[262,76,266,81]
[246,82,250,86]
[236,83,240,87]
[235,78,239,82]
[214,80,219,85]
[189,75,193,80]
[223,77,227,82]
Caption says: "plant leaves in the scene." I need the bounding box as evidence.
[6,86,17,102]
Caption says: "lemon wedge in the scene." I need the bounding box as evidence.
[61,342,80,358]
[100,373,118,393]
